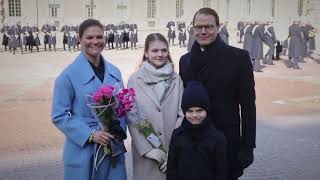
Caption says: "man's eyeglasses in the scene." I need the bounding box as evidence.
[194,25,216,32]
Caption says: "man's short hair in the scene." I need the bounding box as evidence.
[192,8,220,26]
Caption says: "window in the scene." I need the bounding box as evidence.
[147,0,156,18]
[8,0,21,17]
[49,4,60,18]
[271,0,275,17]
[86,0,95,18]
[148,20,155,27]
[115,0,128,18]
[203,0,210,8]
[176,0,184,18]
[297,0,303,17]
[226,0,230,19]
[248,0,251,14]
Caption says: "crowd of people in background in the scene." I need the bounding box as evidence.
[1,19,317,72]
[1,22,139,54]
[238,20,317,71]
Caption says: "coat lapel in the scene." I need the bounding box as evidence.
[102,56,122,86]
[72,52,95,85]
[161,75,177,107]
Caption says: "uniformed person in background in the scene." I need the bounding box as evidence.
[8,23,21,55]
[187,22,195,51]
[288,20,303,69]
[22,24,31,52]
[61,25,70,51]
[1,25,9,51]
[178,21,187,48]
[74,25,80,51]
[48,25,57,52]
[129,24,138,49]
[32,25,41,52]
[263,21,276,65]
[275,40,282,60]
[41,24,51,51]
[115,25,122,50]
[166,21,176,46]
[17,23,24,54]
[103,24,108,49]
[69,25,79,51]
[243,22,254,64]
[300,22,309,61]
[251,21,264,72]
[67,25,74,51]
[219,21,229,45]
[62,31,68,51]
[107,24,115,49]
[306,22,316,57]
[27,30,34,52]
[122,24,130,49]
[237,21,245,43]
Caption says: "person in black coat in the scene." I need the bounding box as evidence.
[1,26,9,51]
[63,32,68,51]
[27,31,35,52]
[167,81,227,180]
[275,40,282,60]
[179,8,256,180]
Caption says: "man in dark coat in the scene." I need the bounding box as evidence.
[179,8,256,180]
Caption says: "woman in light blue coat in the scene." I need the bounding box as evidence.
[51,19,127,180]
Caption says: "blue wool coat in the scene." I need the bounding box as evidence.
[51,52,127,180]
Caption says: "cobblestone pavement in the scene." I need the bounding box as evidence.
[0,43,320,179]
[1,117,320,180]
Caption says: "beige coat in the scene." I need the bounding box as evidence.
[127,68,184,180]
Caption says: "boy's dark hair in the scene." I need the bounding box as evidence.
[79,19,104,39]
[192,8,220,26]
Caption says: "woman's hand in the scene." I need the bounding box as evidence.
[92,130,114,146]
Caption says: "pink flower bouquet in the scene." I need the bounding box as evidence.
[87,83,135,168]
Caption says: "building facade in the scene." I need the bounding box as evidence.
[0,0,319,42]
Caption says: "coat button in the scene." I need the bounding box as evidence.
[158,131,162,136]
[157,107,161,112]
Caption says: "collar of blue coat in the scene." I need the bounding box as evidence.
[73,51,122,85]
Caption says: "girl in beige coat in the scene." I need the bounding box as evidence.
[127,33,184,180]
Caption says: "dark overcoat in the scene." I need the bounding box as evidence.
[167,118,227,180]
[179,37,256,179]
